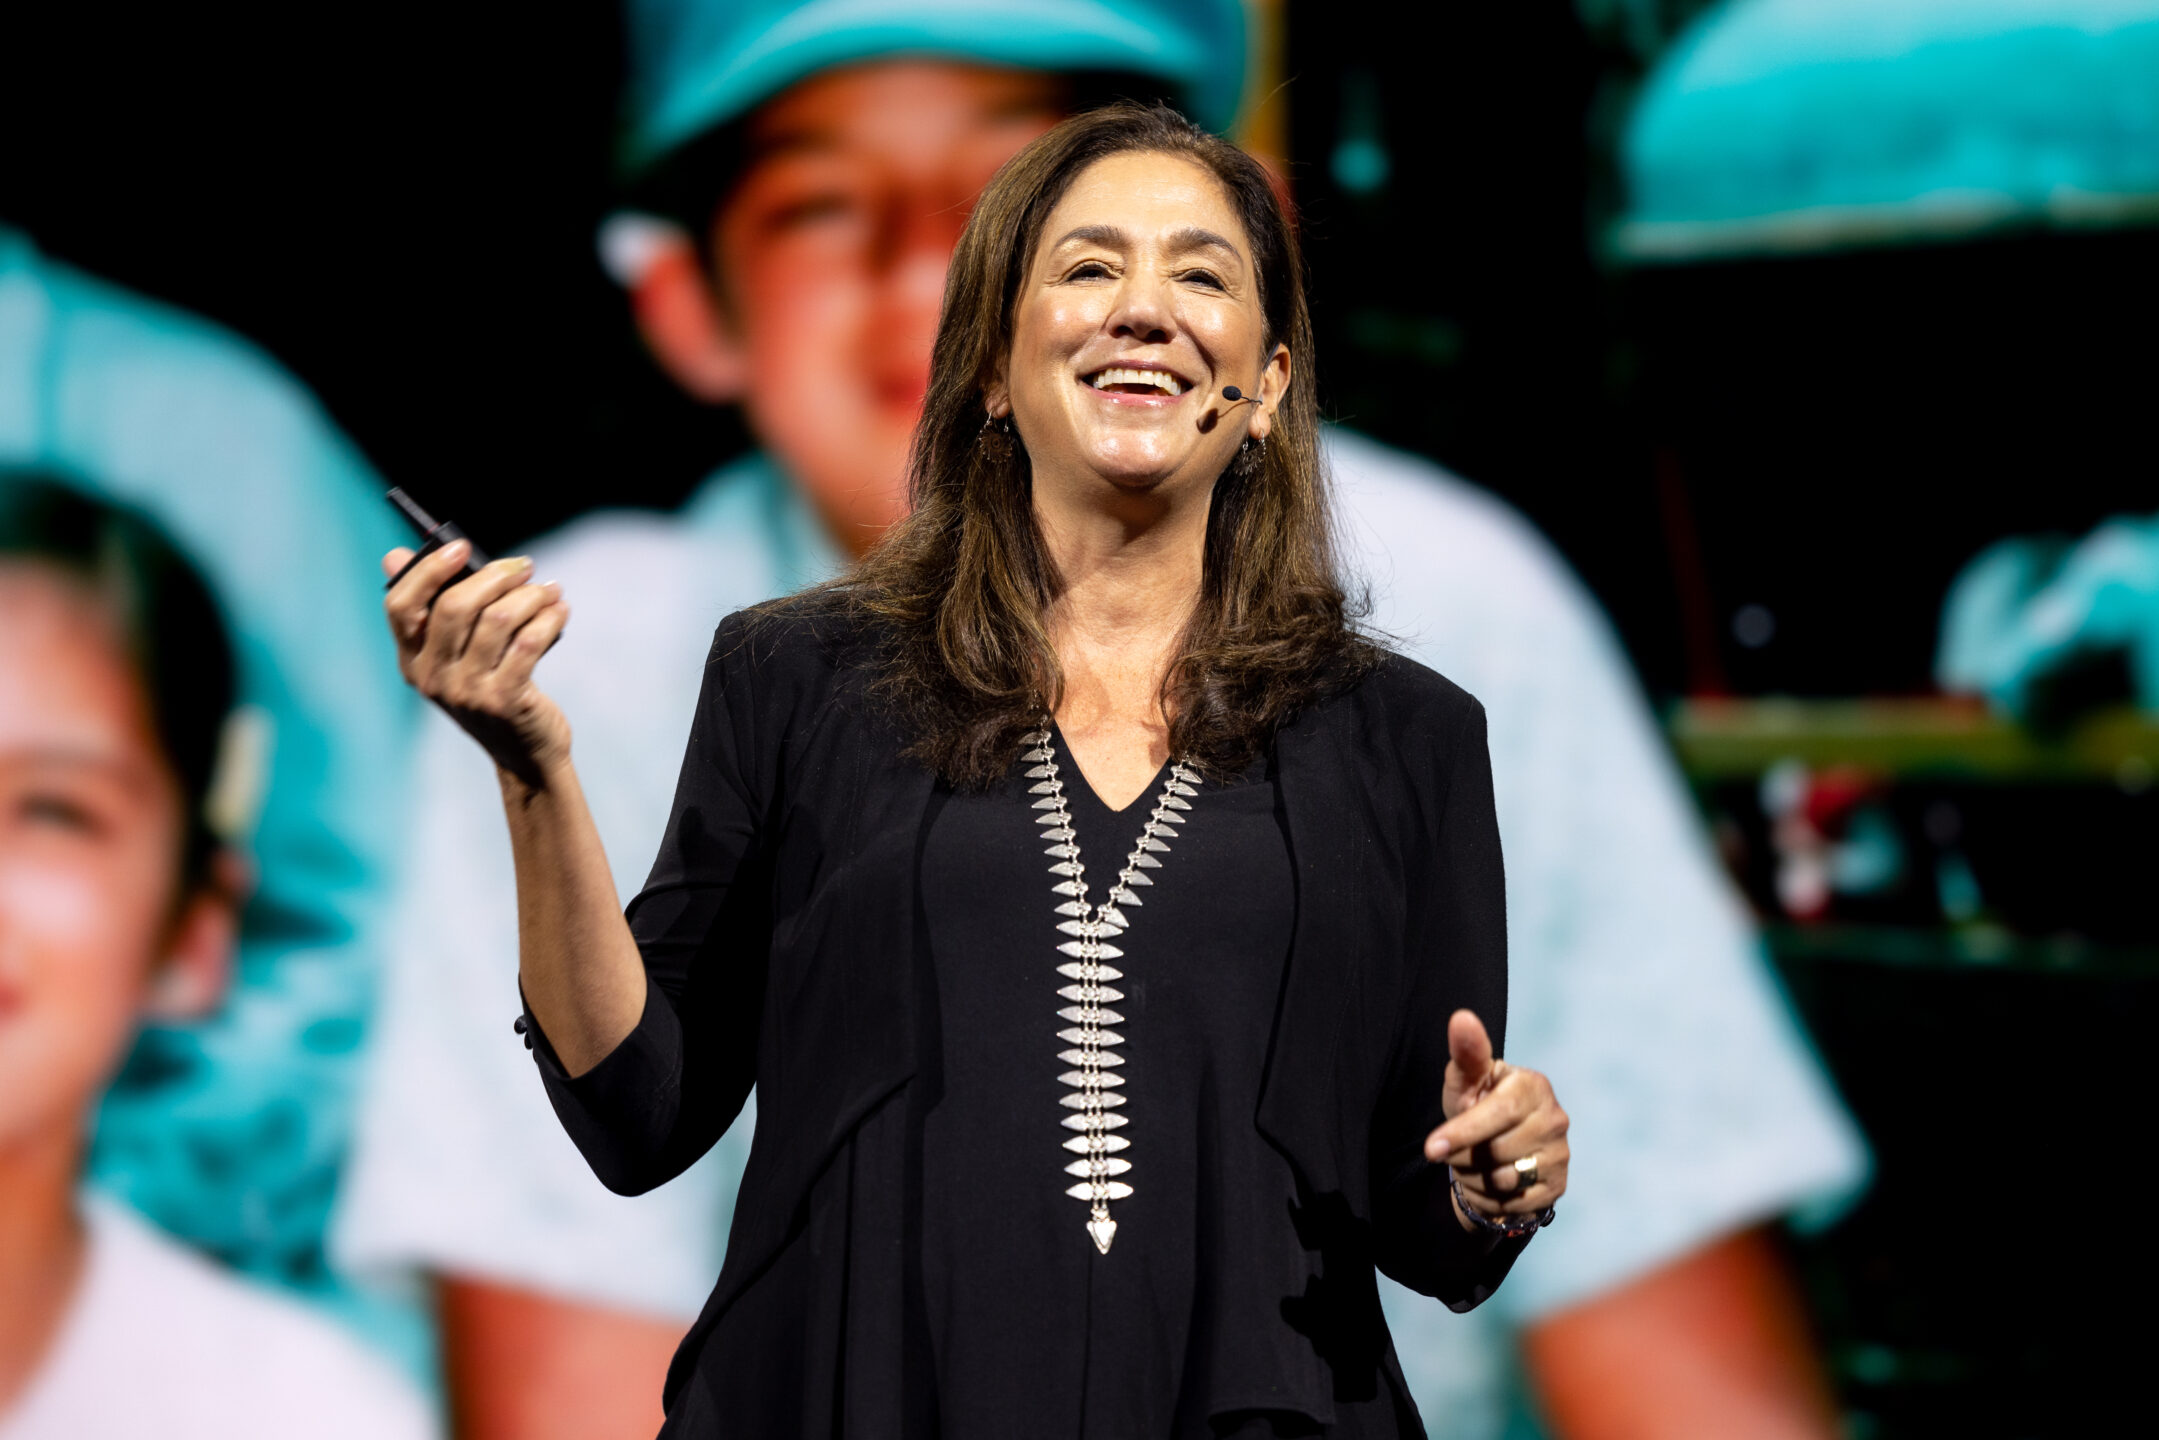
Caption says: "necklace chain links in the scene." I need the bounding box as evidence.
[1022,722,1199,1255]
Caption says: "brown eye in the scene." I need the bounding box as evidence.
[1068,261,1113,280]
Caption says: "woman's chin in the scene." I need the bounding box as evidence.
[1065,466,1185,507]
[1068,442,1219,496]
[1092,461,1171,489]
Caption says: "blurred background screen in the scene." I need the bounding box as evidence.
[3,2,2153,1438]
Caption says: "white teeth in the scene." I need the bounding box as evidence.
[1087,366,1184,395]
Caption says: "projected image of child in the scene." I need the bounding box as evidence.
[0,478,430,1440]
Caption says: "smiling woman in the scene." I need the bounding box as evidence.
[382,102,1571,1438]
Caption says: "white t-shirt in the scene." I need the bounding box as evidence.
[334,436,1866,1437]
[2,1199,434,1440]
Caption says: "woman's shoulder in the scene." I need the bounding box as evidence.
[1269,645,1488,810]
[1326,641,1488,739]
[700,593,909,754]
[1283,650,1492,825]
[710,590,879,679]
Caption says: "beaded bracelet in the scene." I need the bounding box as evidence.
[1449,1162,1555,1240]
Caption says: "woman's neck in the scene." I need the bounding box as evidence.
[0,1126,89,1415]
[1034,484,1206,813]
[1038,485,1206,716]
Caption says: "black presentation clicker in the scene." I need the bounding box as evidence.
[384,486,490,591]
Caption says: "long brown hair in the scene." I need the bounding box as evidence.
[829,103,1374,785]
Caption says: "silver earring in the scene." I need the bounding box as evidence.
[1233,432,1267,480]
[979,410,1017,461]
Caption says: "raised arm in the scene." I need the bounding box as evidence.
[381,541,644,1078]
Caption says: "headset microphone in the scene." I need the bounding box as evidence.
[1221,385,1258,406]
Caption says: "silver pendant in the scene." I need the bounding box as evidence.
[1028,720,1198,1256]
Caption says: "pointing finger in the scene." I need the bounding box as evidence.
[1447,1009,1493,1089]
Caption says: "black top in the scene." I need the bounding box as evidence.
[520,606,1529,1439]
[919,731,1371,1437]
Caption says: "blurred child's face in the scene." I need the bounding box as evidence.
[712,62,1066,552]
[0,564,215,1155]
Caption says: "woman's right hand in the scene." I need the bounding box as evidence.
[383,540,572,788]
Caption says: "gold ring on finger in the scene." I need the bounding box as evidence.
[1513,1154,1540,1190]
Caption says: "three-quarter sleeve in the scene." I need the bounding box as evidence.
[525,613,773,1196]
[1370,695,1535,1308]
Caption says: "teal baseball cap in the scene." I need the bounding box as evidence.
[621,0,1249,174]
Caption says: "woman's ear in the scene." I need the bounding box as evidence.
[1250,342,1294,442]
[626,232,751,405]
[142,848,249,1024]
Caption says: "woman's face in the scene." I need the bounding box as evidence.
[1002,150,1290,509]
[0,564,229,1158]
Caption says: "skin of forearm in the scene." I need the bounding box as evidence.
[498,759,648,1078]
[1520,1228,1839,1440]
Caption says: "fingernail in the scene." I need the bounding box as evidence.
[1427,1138,1451,1161]
[507,555,534,573]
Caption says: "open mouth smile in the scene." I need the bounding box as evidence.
[1083,365,1189,397]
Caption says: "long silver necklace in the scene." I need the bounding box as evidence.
[1022,722,1199,1255]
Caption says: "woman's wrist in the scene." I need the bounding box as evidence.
[1447,1162,1554,1240]
[495,747,576,807]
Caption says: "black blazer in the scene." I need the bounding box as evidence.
[524,604,1527,1434]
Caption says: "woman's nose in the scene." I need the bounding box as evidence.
[1105,276,1174,344]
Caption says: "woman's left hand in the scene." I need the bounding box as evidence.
[1424,1009,1570,1229]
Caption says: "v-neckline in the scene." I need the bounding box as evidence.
[1051,723,1170,816]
